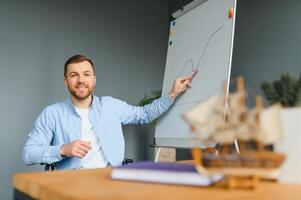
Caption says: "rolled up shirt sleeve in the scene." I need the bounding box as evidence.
[116,95,174,125]
[22,107,63,165]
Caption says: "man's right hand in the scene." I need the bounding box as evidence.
[60,140,92,158]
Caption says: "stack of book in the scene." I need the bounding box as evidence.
[111,161,223,186]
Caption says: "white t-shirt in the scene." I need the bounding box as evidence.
[75,107,108,169]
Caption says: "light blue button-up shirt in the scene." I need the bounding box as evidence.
[23,95,173,170]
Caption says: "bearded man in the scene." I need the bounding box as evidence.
[22,55,191,170]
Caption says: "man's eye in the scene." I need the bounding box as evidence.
[84,74,91,76]
[70,74,77,77]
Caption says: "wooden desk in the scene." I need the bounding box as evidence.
[13,167,301,200]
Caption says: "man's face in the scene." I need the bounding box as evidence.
[64,60,96,100]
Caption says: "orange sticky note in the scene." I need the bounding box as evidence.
[228,8,234,19]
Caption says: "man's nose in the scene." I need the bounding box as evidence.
[78,75,85,83]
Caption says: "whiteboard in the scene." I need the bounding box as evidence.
[155,0,237,148]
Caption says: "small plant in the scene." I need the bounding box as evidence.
[138,90,162,106]
[261,73,301,107]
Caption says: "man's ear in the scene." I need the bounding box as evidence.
[64,77,67,87]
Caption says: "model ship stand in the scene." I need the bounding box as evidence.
[183,76,285,189]
[192,147,263,189]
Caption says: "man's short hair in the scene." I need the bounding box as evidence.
[64,55,95,77]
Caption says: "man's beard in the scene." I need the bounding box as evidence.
[69,84,95,100]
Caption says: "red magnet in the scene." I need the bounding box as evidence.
[228,8,234,19]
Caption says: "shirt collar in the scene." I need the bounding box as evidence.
[66,94,96,113]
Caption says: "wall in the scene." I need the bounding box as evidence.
[0,0,168,199]
[232,0,301,102]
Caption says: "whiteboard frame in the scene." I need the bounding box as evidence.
[154,0,237,149]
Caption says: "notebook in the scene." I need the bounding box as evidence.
[111,161,223,186]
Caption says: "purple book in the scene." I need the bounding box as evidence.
[118,161,196,171]
[111,161,223,186]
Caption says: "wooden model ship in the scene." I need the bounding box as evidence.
[182,76,286,189]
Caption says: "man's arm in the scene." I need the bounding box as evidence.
[117,76,191,125]
[22,107,63,165]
